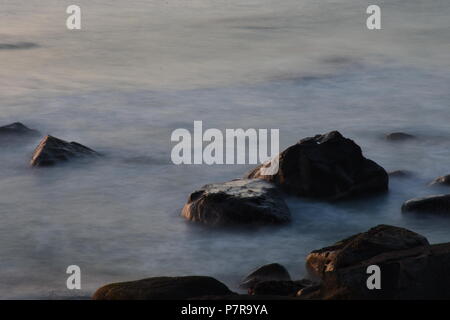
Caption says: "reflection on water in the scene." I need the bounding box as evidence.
[0,0,449,298]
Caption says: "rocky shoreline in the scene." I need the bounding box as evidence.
[92,225,450,300]
[3,122,450,299]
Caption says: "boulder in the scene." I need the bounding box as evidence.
[240,263,291,289]
[317,243,450,299]
[30,135,98,167]
[306,224,429,278]
[182,179,291,226]
[429,175,450,186]
[401,194,450,214]
[92,276,234,300]
[246,131,388,200]
[385,132,416,141]
[304,225,450,299]
[0,122,40,143]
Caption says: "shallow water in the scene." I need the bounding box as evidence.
[0,0,449,298]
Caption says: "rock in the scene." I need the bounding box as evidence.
[385,132,416,141]
[429,175,450,186]
[304,225,450,299]
[93,276,234,300]
[250,279,314,296]
[240,263,291,289]
[30,135,98,167]
[182,179,291,226]
[246,131,388,200]
[0,122,40,143]
[317,243,450,299]
[296,284,322,298]
[401,194,450,214]
[306,224,429,278]
[388,170,412,178]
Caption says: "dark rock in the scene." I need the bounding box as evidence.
[429,175,450,186]
[0,122,40,143]
[182,179,291,226]
[296,284,322,298]
[401,194,450,214]
[246,131,388,200]
[240,263,291,289]
[306,224,429,278]
[92,276,234,300]
[30,135,98,167]
[316,243,450,299]
[385,132,416,141]
[304,225,450,299]
[250,280,314,296]
[388,170,413,178]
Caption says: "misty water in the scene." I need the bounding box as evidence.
[1,0,450,298]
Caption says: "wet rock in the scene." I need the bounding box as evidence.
[240,263,291,289]
[305,225,450,299]
[306,224,429,278]
[246,131,388,200]
[0,122,40,143]
[319,243,450,299]
[93,276,234,300]
[385,132,416,141]
[182,179,291,226]
[401,194,450,214]
[388,170,413,178]
[429,175,450,186]
[30,135,98,167]
[250,279,314,296]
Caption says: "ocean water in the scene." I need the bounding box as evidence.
[0,0,449,298]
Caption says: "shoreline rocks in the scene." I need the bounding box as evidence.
[92,225,450,300]
[304,225,450,299]
[306,225,429,278]
[182,179,291,226]
[92,276,235,300]
[30,135,98,167]
[246,131,388,200]
[401,194,450,214]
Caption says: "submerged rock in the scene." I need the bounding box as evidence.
[240,263,291,289]
[401,194,450,214]
[306,224,429,278]
[388,170,413,178]
[385,132,416,141]
[30,135,98,167]
[0,122,40,143]
[306,225,450,299]
[246,131,388,200]
[93,276,234,300]
[182,179,291,226]
[429,175,450,186]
